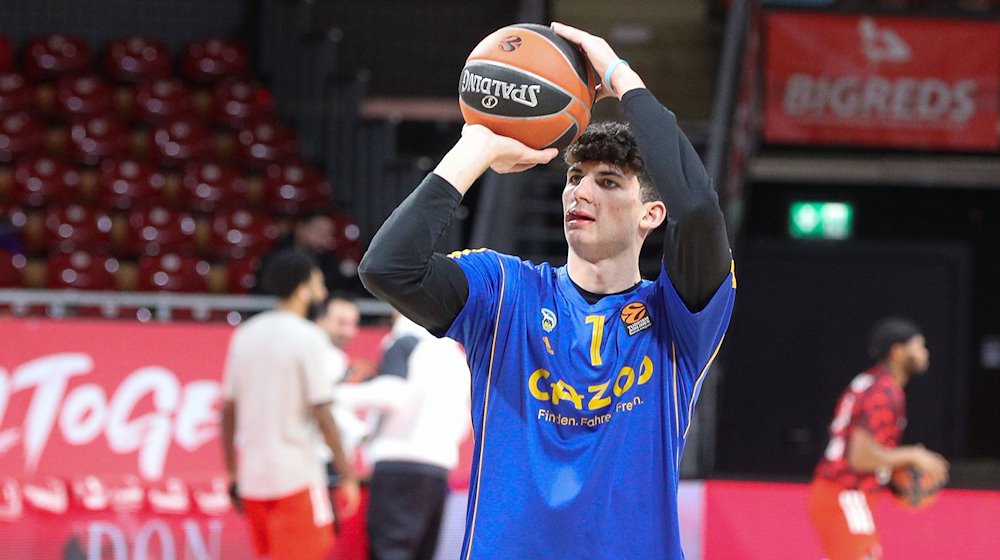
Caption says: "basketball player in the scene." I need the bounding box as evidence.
[221,250,360,560]
[358,22,735,560]
[809,318,949,560]
[335,313,471,560]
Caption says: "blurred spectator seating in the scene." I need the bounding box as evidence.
[67,114,132,166]
[46,251,118,290]
[136,253,210,293]
[0,249,26,287]
[234,118,298,170]
[12,156,84,207]
[0,112,46,163]
[44,204,114,254]
[96,158,168,211]
[23,34,91,81]
[207,208,281,260]
[181,39,249,85]
[179,161,249,214]
[104,36,171,84]
[210,78,274,129]
[53,74,115,121]
[0,33,365,312]
[123,206,199,258]
[261,162,332,216]
[225,256,260,294]
[149,116,214,168]
[0,72,34,114]
[134,78,196,126]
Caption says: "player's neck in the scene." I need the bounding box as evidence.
[276,298,309,318]
[566,251,642,294]
[879,360,910,387]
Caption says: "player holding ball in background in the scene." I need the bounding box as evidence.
[360,22,735,559]
[810,317,950,560]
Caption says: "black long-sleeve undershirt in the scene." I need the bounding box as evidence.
[359,89,732,336]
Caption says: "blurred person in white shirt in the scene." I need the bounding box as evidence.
[335,313,472,560]
[221,250,360,560]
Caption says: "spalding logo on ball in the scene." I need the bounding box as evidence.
[459,23,598,150]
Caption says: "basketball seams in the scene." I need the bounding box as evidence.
[511,24,593,91]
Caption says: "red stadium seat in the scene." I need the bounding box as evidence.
[0,250,26,287]
[234,118,299,171]
[0,72,35,114]
[181,39,249,85]
[179,161,249,214]
[225,256,259,294]
[0,36,13,73]
[0,112,46,163]
[261,162,333,216]
[332,212,363,272]
[24,34,91,81]
[150,117,213,168]
[136,253,210,292]
[96,158,168,211]
[46,251,119,290]
[104,36,171,83]
[124,206,199,257]
[208,209,281,259]
[134,78,196,126]
[12,157,85,207]
[67,114,131,166]
[44,205,115,254]
[53,74,116,120]
[210,78,274,129]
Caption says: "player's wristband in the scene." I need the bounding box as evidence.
[604,59,630,94]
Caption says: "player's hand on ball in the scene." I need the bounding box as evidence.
[335,477,361,519]
[462,124,558,174]
[551,22,642,100]
[912,448,949,488]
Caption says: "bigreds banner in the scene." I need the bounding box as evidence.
[763,12,1000,151]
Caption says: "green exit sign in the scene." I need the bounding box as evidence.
[789,201,854,240]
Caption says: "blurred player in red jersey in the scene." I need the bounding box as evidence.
[809,318,950,560]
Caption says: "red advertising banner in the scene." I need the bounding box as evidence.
[764,12,1000,150]
[703,480,1000,559]
[0,317,391,559]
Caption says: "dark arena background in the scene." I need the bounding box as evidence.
[1,1,998,559]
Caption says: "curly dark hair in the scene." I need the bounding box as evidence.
[260,249,318,299]
[564,121,660,203]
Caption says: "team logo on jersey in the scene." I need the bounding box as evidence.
[620,302,652,336]
[541,308,557,332]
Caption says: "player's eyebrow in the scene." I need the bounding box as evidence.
[566,164,626,178]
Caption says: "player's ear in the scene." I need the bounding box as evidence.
[640,201,666,232]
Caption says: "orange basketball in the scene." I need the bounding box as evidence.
[889,467,943,510]
[459,23,597,150]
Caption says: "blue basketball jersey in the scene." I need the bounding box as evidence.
[445,249,736,560]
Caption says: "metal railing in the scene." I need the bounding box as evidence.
[0,289,393,322]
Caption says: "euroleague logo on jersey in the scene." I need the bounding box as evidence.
[620,302,652,335]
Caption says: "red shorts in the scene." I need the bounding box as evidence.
[242,484,334,560]
[808,478,882,560]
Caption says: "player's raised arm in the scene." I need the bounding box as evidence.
[359,126,557,335]
[553,22,732,312]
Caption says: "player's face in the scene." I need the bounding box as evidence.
[562,161,649,260]
[318,300,360,350]
[901,335,930,376]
